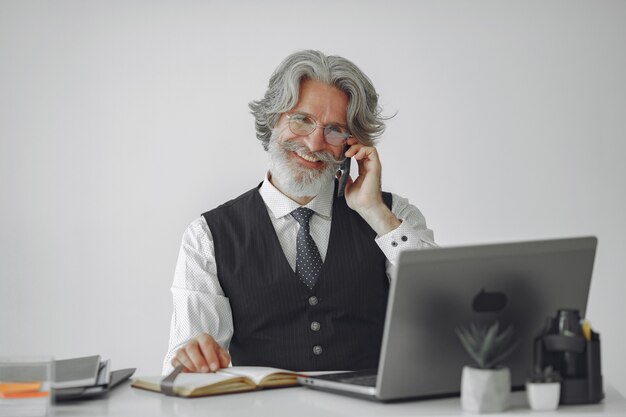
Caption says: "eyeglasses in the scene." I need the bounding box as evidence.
[285,113,352,146]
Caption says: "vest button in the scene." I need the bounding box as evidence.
[308,296,318,306]
[313,345,323,355]
[310,321,321,331]
[391,241,398,247]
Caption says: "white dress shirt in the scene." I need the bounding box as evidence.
[163,175,436,374]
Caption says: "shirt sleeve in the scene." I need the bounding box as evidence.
[375,193,437,279]
[162,217,234,375]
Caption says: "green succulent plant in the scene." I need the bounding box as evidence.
[456,321,519,369]
[529,365,562,383]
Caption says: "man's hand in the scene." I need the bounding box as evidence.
[171,333,231,373]
[343,138,401,236]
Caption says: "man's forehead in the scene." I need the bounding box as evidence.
[290,79,349,124]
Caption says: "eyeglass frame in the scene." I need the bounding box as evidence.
[285,112,353,146]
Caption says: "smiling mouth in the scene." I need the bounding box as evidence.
[295,150,319,162]
[292,150,324,168]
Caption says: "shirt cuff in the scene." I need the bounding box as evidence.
[375,221,433,265]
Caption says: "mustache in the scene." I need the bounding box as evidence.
[280,139,345,166]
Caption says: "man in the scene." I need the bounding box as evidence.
[163,50,436,375]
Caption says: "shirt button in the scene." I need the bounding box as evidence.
[391,241,398,247]
[313,345,323,355]
[310,321,321,331]
[308,296,318,306]
[401,235,408,242]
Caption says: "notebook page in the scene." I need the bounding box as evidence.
[218,367,295,385]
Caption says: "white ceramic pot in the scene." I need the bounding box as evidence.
[461,366,511,413]
[526,381,561,411]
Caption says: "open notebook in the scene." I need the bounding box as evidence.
[132,367,302,397]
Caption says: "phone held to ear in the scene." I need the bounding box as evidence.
[337,157,351,198]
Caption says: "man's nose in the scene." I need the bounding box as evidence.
[303,126,326,152]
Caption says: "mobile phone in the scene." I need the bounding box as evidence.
[337,156,351,197]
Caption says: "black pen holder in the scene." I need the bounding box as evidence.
[533,313,604,404]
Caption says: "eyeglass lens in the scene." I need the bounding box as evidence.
[289,114,350,146]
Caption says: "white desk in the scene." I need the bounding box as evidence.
[53,382,626,417]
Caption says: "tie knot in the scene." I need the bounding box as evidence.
[291,207,314,226]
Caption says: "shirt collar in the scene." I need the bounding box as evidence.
[259,171,334,219]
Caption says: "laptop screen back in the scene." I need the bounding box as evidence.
[377,237,597,400]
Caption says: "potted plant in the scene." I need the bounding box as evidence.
[526,366,562,411]
[456,321,518,413]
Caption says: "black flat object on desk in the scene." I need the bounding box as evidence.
[54,368,136,401]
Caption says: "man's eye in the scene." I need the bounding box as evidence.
[327,125,350,137]
[295,115,314,125]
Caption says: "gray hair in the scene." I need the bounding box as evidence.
[249,50,388,150]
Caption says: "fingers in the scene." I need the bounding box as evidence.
[345,144,381,181]
[344,143,379,163]
[346,137,359,146]
[172,346,197,372]
[186,340,210,372]
[197,334,222,372]
[170,357,187,372]
[171,333,230,373]
[343,142,382,207]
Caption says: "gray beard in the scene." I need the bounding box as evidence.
[267,131,342,199]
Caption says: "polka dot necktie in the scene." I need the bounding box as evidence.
[291,207,323,289]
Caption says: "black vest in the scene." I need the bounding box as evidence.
[203,184,392,371]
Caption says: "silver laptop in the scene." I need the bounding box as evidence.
[298,236,597,401]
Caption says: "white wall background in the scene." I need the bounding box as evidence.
[1,0,625,395]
